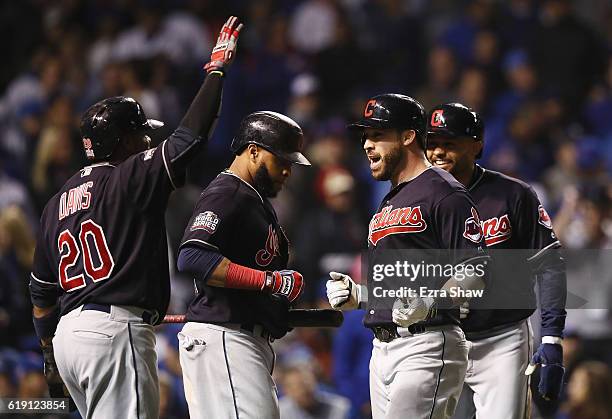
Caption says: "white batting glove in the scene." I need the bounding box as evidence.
[326,272,361,310]
[392,297,436,327]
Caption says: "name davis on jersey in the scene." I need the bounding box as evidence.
[59,181,93,221]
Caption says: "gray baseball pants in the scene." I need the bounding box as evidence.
[452,320,532,419]
[178,322,278,419]
[53,305,159,419]
[369,325,469,419]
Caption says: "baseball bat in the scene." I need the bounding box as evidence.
[288,309,344,327]
[161,309,344,328]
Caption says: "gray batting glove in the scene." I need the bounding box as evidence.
[392,297,435,327]
[460,301,470,319]
[327,272,361,310]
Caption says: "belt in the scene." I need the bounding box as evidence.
[83,303,111,313]
[371,324,427,343]
[465,320,524,341]
[239,323,272,341]
[82,303,158,325]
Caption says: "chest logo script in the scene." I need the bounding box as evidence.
[256,225,280,267]
[481,213,512,246]
[368,206,427,246]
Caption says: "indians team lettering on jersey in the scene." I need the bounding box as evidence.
[179,171,291,337]
[29,141,182,321]
[365,167,488,328]
[461,165,561,336]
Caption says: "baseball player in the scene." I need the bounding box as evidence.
[326,94,489,419]
[175,111,310,419]
[426,102,567,419]
[27,16,243,418]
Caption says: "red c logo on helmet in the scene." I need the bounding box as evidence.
[364,100,377,117]
[430,109,445,127]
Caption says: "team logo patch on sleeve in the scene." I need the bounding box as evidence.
[190,211,220,233]
[537,205,553,229]
[142,148,156,161]
[463,207,484,243]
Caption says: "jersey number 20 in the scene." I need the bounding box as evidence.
[58,220,115,292]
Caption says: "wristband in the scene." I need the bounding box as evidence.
[33,306,60,341]
[542,336,563,345]
[225,262,266,290]
[208,70,224,77]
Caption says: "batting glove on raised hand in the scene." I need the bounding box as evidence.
[264,270,304,302]
[525,342,565,400]
[204,16,243,73]
[327,272,361,310]
[392,297,436,328]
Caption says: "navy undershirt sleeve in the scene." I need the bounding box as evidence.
[177,245,224,282]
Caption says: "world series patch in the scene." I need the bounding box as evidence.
[190,211,220,233]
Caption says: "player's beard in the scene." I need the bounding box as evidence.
[372,144,403,181]
[253,164,279,198]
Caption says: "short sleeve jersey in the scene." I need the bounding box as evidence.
[365,167,488,328]
[30,138,186,322]
[461,165,561,333]
[179,171,291,327]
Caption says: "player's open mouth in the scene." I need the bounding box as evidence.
[368,155,382,170]
[432,159,452,168]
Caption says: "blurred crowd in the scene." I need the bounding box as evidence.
[1,0,612,418]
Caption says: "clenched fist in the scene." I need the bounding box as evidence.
[392,297,436,327]
[326,272,362,310]
[264,270,304,302]
[205,16,243,73]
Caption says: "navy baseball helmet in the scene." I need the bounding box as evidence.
[230,111,311,165]
[427,102,484,158]
[80,96,163,161]
[348,93,427,149]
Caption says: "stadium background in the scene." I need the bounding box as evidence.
[0,0,611,417]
